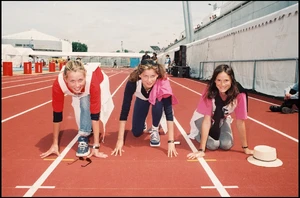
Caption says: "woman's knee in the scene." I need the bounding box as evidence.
[131,126,143,137]
[206,136,220,150]
[219,139,233,150]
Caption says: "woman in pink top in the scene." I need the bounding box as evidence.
[187,64,254,159]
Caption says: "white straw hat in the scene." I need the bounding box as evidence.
[247,145,283,167]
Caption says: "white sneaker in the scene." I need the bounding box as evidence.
[150,129,160,147]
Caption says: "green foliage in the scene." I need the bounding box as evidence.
[72,42,88,52]
[139,50,152,53]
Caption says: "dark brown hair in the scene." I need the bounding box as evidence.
[204,64,239,105]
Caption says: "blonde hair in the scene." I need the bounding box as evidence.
[128,59,166,82]
[63,60,86,78]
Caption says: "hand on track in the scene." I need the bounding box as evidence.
[187,151,205,159]
[87,148,108,158]
[40,144,60,158]
[168,143,178,157]
[111,139,124,156]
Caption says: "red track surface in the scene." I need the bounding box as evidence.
[1,68,298,197]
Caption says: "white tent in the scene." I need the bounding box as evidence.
[1,44,20,66]
[2,44,19,55]
[2,28,61,41]
[14,47,34,67]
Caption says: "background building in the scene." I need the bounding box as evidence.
[2,29,72,52]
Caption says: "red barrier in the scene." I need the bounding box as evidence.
[24,62,32,74]
[49,62,56,72]
[59,62,64,71]
[35,62,42,73]
[3,62,13,76]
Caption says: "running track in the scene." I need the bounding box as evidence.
[1,68,298,196]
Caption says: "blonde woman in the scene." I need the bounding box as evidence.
[40,60,114,159]
[111,59,178,157]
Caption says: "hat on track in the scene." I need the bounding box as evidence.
[247,145,283,167]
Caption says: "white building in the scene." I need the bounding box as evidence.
[2,29,72,52]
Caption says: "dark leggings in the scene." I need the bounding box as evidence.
[131,97,163,137]
[281,88,299,109]
[282,99,299,109]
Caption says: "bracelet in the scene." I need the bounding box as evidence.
[242,146,248,149]
[90,144,100,149]
[168,140,174,143]
[198,148,204,152]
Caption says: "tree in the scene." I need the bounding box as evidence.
[72,42,88,52]
[139,50,152,53]
[124,49,128,53]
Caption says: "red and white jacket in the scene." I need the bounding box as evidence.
[52,63,114,141]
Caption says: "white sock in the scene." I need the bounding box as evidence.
[78,131,91,137]
[152,125,159,131]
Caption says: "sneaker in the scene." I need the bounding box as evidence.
[269,105,281,112]
[143,122,147,132]
[150,129,160,147]
[76,136,90,157]
[282,107,293,114]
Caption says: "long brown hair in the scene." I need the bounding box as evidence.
[204,64,239,105]
[128,59,166,82]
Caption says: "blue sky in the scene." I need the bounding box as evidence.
[2,1,225,52]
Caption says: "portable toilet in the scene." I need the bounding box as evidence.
[130,58,140,68]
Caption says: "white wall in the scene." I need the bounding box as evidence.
[161,4,298,97]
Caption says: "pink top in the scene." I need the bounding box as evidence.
[149,78,179,105]
[196,88,247,120]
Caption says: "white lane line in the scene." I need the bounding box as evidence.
[23,73,128,197]
[170,79,298,143]
[2,79,54,89]
[2,75,56,84]
[247,117,298,143]
[2,86,52,100]
[23,134,80,197]
[201,186,238,189]
[16,186,55,189]
[2,100,52,123]
[174,117,230,197]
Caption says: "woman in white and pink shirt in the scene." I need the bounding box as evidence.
[187,64,254,159]
[111,59,178,157]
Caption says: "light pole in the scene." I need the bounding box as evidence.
[121,41,123,52]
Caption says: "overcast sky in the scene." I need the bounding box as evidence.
[2,1,225,52]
